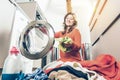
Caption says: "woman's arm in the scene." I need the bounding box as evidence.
[54,31,62,38]
[71,29,81,51]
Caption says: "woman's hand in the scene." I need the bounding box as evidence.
[59,37,73,52]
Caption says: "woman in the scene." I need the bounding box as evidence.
[55,12,82,62]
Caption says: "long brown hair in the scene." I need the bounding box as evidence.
[62,12,77,34]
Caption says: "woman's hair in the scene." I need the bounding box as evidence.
[62,12,77,34]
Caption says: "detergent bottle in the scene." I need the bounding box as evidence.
[2,46,21,80]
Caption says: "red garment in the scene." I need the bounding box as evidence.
[55,28,81,62]
[80,54,120,80]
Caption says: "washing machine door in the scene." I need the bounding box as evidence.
[19,20,55,60]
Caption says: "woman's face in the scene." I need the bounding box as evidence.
[65,14,75,27]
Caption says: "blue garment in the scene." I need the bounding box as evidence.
[16,68,48,80]
[2,73,20,80]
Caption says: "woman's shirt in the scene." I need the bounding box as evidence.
[55,28,82,62]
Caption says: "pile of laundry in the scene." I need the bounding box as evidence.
[16,54,120,80]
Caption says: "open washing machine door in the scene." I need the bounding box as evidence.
[19,20,55,60]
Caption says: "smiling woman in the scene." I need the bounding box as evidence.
[54,12,82,62]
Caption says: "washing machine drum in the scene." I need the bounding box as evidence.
[19,20,55,60]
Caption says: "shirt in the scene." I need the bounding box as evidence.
[55,28,81,62]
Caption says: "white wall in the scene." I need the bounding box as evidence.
[92,20,120,60]
[72,0,93,43]
[90,0,120,60]
[0,0,15,68]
